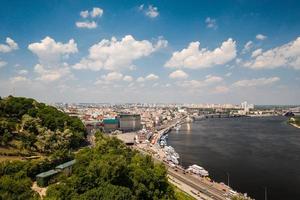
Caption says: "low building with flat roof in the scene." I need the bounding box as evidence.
[36,170,59,187]
[55,160,76,176]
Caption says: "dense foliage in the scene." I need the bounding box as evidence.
[0,150,73,200]
[45,132,175,200]
[289,116,300,126]
[0,96,86,154]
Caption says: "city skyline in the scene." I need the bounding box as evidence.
[1,0,300,104]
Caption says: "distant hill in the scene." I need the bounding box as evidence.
[0,96,86,157]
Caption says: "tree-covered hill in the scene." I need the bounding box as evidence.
[0,96,86,156]
[45,132,176,200]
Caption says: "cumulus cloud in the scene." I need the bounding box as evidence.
[95,72,133,85]
[165,38,236,69]
[73,35,167,71]
[28,37,77,82]
[0,37,18,53]
[205,17,217,29]
[18,69,28,75]
[136,77,145,82]
[28,36,78,66]
[34,64,72,82]
[233,77,280,87]
[181,75,223,89]
[76,21,97,29]
[251,48,262,58]
[145,73,159,81]
[76,7,103,29]
[256,34,267,40]
[123,75,133,82]
[10,76,30,84]
[91,7,103,18]
[139,4,159,18]
[101,72,123,82]
[80,10,89,18]
[244,37,300,70]
[135,74,159,83]
[212,86,229,94]
[169,70,188,79]
[146,5,159,18]
[242,41,253,54]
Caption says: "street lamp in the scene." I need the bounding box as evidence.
[226,172,230,187]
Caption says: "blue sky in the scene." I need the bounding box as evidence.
[0,0,300,104]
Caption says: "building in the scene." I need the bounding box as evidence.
[55,160,76,176]
[103,118,119,132]
[118,114,141,132]
[36,170,59,187]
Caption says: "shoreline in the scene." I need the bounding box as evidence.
[290,122,300,129]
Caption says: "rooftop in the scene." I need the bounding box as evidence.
[36,169,59,178]
[55,160,76,170]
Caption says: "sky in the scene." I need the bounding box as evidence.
[0,0,300,104]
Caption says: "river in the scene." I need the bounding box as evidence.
[167,116,300,200]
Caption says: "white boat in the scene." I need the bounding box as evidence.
[187,164,209,177]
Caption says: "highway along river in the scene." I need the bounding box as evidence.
[168,116,300,200]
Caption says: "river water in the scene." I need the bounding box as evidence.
[167,116,300,200]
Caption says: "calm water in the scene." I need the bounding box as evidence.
[167,116,300,200]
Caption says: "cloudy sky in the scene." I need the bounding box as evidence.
[0,0,300,104]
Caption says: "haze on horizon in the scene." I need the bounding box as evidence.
[1,0,300,105]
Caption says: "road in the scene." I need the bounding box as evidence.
[167,167,228,200]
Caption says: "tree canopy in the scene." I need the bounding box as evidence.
[0,96,86,153]
[45,132,175,200]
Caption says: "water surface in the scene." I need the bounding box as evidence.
[168,117,300,200]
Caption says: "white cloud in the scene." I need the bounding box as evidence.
[136,77,145,82]
[251,48,262,58]
[101,72,123,82]
[18,69,28,75]
[10,76,30,84]
[138,4,144,11]
[205,17,217,29]
[212,86,229,94]
[73,35,167,71]
[0,60,7,68]
[34,64,72,82]
[0,37,18,53]
[145,5,159,18]
[139,4,159,18]
[91,7,103,18]
[80,10,89,18]
[77,7,103,29]
[233,77,280,87]
[28,36,78,66]
[165,38,236,69]
[181,75,223,89]
[76,21,97,29]
[28,37,77,82]
[123,75,133,82]
[244,37,300,70]
[169,70,188,79]
[256,34,267,40]
[205,75,223,83]
[242,41,253,53]
[145,73,159,81]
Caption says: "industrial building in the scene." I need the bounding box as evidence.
[118,114,141,132]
